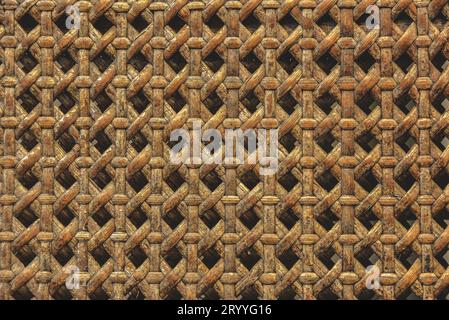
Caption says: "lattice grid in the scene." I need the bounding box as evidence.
[0,0,449,300]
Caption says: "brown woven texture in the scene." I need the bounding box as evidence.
[1,0,449,300]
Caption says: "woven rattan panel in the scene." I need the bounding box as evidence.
[1,0,449,300]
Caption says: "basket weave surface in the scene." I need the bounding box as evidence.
[1,0,449,300]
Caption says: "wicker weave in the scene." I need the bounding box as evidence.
[1,0,449,300]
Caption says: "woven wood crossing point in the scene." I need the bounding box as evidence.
[1,0,449,300]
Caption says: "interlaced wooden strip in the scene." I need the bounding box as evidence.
[0,0,449,300]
